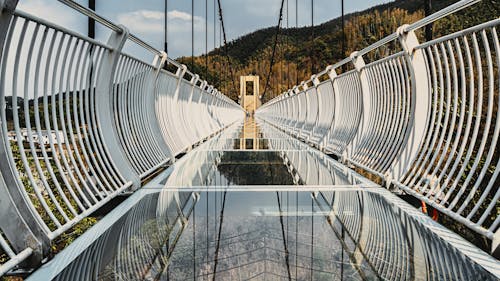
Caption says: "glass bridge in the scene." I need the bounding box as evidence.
[0,0,499,280]
[28,118,498,280]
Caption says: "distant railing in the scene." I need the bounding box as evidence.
[0,0,243,275]
[257,0,499,253]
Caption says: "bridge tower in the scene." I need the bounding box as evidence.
[239,75,261,115]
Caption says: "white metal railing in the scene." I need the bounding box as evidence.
[0,0,243,275]
[257,0,499,252]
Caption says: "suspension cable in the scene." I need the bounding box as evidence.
[295,0,299,85]
[88,0,95,38]
[310,0,315,74]
[276,192,292,281]
[216,11,220,89]
[191,0,194,70]
[205,0,208,78]
[261,0,286,100]
[286,0,290,89]
[164,0,168,53]
[206,192,209,268]
[212,191,227,281]
[219,21,223,91]
[310,195,314,281]
[341,0,346,72]
[279,13,283,97]
[192,202,196,281]
[216,0,238,98]
[214,0,217,87]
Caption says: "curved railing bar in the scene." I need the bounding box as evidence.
[403,0,481,32]
[257,0,499,254]
[0,0,243,276]
[56,0,205,82]
[56,0,160,55]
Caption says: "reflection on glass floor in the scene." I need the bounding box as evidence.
[167,192,370,280]
[30,118,499,281]
[161,119,372,189]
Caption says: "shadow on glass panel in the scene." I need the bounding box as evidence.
[48,190,497,281]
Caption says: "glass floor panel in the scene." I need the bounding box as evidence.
[161,118,372,188]
[63,189,496,281]
[161,150,369,188]
[29,118,499,281]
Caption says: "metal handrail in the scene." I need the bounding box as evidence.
[57,0,122,33]
[257,0,499,252]
[0,0,496,276]
[56,0,163,55]
[357,33,399,57]
[416,17,500,49]
[0,0,243,276]
[403,0,481,32]
[291,0,483,84]
[357,0,481,58]
[56,0,202,80]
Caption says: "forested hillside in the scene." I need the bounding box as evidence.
[177,0,499,102]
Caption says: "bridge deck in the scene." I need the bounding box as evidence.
[28,118,499,280]
[1,1,499,279]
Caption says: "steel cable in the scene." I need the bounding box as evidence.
[216,0,238,98]
[262,0,286,100]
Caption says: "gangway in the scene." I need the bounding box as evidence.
[0,0,498,279]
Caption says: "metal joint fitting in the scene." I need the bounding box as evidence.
[397,24,419,55]
[200,80,208,90]
[326,65,338,80]
[350,51,365,71]
[311,75,320,86]
[192,74,200,85]
[176,64,188,78]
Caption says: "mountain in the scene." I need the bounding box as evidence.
[177,0,499,102]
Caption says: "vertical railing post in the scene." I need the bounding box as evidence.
[173,65,188,99]
[150,52,174,161]
[95,25,141,188]
[298,82,308,136]
[344,51,368,163]
[0,0,46,265]
[386,25,430,182]
[167,64,187,156]
[200,81,214,131]
[185,74,200,146]
[289,87,299,132]
[321,65,338,151]
[309,75,320,142]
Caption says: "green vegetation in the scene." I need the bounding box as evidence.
[4,141,99,273]
[180,0,499,102]
[1,1,498,278]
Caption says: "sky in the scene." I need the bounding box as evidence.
[17,0,391,62]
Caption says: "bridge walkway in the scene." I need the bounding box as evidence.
[28,118,500,280]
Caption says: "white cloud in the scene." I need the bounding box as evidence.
[116,9,204,34]
[117,10,163,33]
[169,10,196,22]
[115,9,210,58]
[17,0,85,33]
[13,0,393,60]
